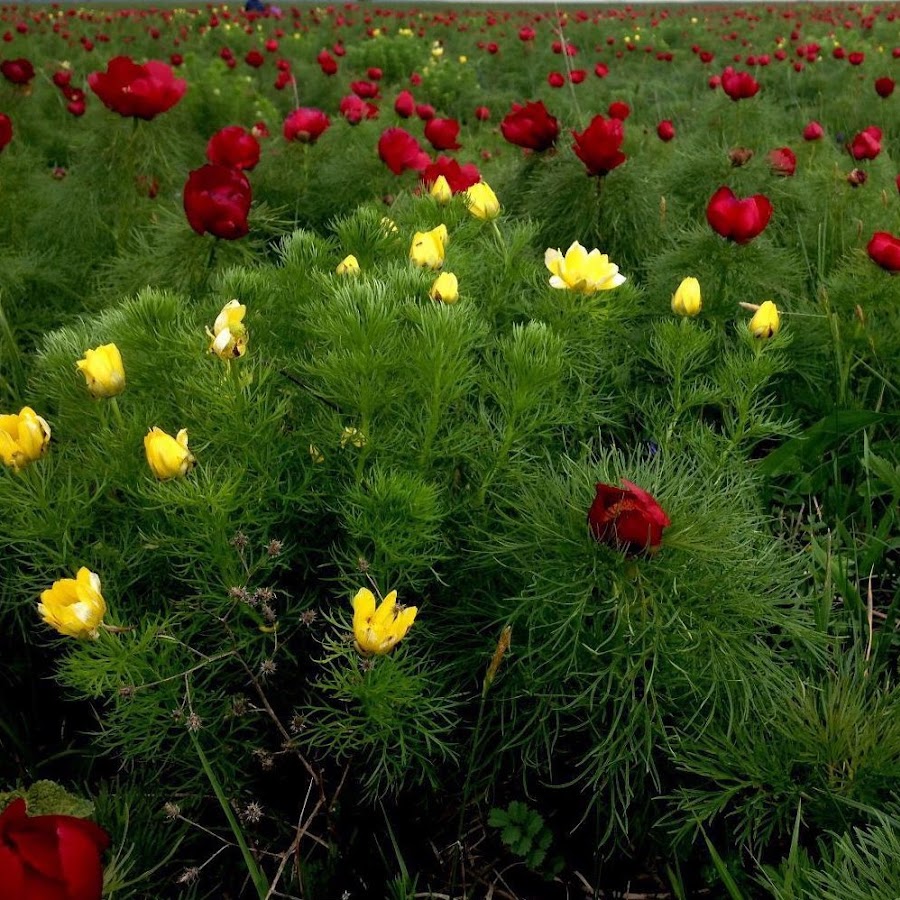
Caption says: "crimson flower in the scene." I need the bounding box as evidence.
[803,120,824,141]
[607,100,630,121]
[706,186,773,244]
[0,798,110,900]
[874,76,895,98]
[848,51,865,66]
[500,100,559,151]
[588,480,671,553]
[317,51,338,76]
[721,66,760,101]
[378,127,430,175]
[519,26,536,41]
[0,113,12,151]
[867,232,900,272]
[283,107,330,143]
[339,94,371,125]
[394,90,414,118]
[474,105,490,122]
[183,164,251,240]
[572,115,626,177]
[88,57,185,120]
[0,58,35,86]
[594,62,609,78]
[420,155,481,194]
[424,117,461,151]
[768,146,796,177]
[657,119,675,142]
[415,103,435,121]
[547,71,565,88]
[245,50,264,68]
[849,126,882,160]
[351,80,379,100]
[206,125,260,171]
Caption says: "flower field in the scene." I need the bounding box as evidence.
[1,1,899,897]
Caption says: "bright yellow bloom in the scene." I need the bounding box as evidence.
[38,567,106,640]
[465,182,500,220]
[351,587,417,655]
[671,277,702,317]
[430,175,452,205]
[544,241,626,294]
[76,343,125,398]
[144,426,195,479]
[0,407,51,471]
[409,224,448,269]
[749,300,781,338]
[207,299,247,360]
[336,255,361,276]
[429,272,459,304]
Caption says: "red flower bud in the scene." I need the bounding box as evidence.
[867,231,900,272]
[588,480,671,553]
[183,164,252,240]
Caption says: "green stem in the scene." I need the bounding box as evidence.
[108,396,125,430]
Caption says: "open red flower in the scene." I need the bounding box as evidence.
[183,164,251,240]
[572,115,626,177]
[377,127,430,175]
[706,186,773,244]
[588,480,671,553]
[867,231,900,272]
[875,76,896,98]
[394,90,415,118]
[607,100,631,121]
[657,119,675,142]
[768,146,796,176]
[283,107,330,143]
[849,126,882,161]
[721,66,760,101]
[803,120,824,141]
[424,117,461,151]
[0,798,110,900]
[206,125,260,171]
[500,100,559,151]
[0,58,35,86]
[0,113,12,152]
[420,155,481,194]
[88,56,186,120]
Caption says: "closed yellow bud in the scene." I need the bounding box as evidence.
[429,272,459,304]
[38,567,106,640]
[352,587,417,655]
[76,343,126,397]
[749,300,781,338]
[340,426,366,448]
[465,181,500,220]
[208,299,248,360]
[336,254,361,276]
[144,426,195,479]
[671,277,702,317]
[0,407,51,471]
[430,175,452,204]
[409,224,448,269]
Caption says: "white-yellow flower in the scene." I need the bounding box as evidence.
[544,241,626,293]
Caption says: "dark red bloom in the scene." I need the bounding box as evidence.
[339,94,368,125]
[0,798,110,900]
[768,146,796,176]
[500,100,559,151]
[570,69,586,84]
[849,125,882,160]
[206,125,260,171]
[0,58,34,86]
[394,90,415,118]
[424,117,461,151]
[316,50,337,76]
[848,51,865,66]
[0,113,11,151]
[245,50,264,68]
[52,69,72,89]
[282,107,330,143]
[350,80,379,100]
[721,66,760,101]
[875,76,895,98]
[572,115,626,177]
[519,26,536,42]
[803,120,824,141]
[367,67,383,81]
[183,164,251,240]
[415,103,435,121]
[594,62,609,78]
[588,480,671,553]
[88,56,186,120]
[657,119,675,142]
[474,105,490,122]
[607,100,631,121]
[420,155,481,194]
[547,71,565,88]
[377,127,430,175]
[706,186,773,244]
[867,231,900,272]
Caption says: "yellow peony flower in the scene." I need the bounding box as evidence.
[465,182,500,220]
[544,241,626,294]
[430,175,452,205]
[207,299,247,360]
[671,277,702,317]
[409,224,448,269]
[336,255,361,276]
[351,587,417,655]
[76,343,126,398]
[0,407,51,471]
[38,567,106,640]
[429,272,459,304]
[144,426,195,479]
[748,300,781,338]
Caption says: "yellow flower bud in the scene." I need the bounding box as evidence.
[430,175,452,204]
[340,426,366,449]
[208,299,247,360]
[544,241,626,294]
[76,343,126,397]
[409,224,448,269]
[0,407,51,471]
[748,300,781,338]
[351,587,417,655]
[465,181,501,220]
[429,272,459,304]
[144,426,195,479]
[380,217,399,234]
[38,567,106,640]
[671,277,702,317]
[336,255,361,276]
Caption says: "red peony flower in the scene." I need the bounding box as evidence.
[588,480,671,553]
[848,51,865,66]
[420,155,481,193]
[500,100,559,151]
[0,113,11,151]
[415,103,435,121]
[88,56,186,120]
[519,26,536,42]
[768,146,796,176]
[424,117,461,151]
[706,186,773,244]
[594,62,610,78]
[0,798,110,900]
[317,51,338,76]
[245,49,264,68]
[474,105,490,122]
[377,127,430,175]
[657,119,675,142]
[572,115,626,177]
[282,107,330,143]
[394,90,415,118]
[339,94,368,125]
[206,125,260,171]
[867,231,900,272]
[875,76,895,98]
[849,125,882,160]
[0,58,35,85]
[183,164,251,240]
[569,69,586,84]
[547,71,565,88]
[803,120,824,141]
[607,100,631,120]
[350,80,379,100]
[721,66,760,101]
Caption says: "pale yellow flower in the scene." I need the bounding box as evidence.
[409,224,448,269]
[544,241,626,293]
[76,344,125,398]
[671,277,702,317]
[38,567,106,640]
[207,299,247,360]
[144,426,195,479]
[430,176,452,205]
[309,444,325,464]
[749,300,781,338]
[465,182,500,220]
[0,407,51,471]
[336,255,361,276]
[340,426,367,448]
[429,272,459,304]
[351,587,417,655]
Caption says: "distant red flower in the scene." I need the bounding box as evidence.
[607,100,630,121]
[848,51,865,66]
[88,56,186,120]
[339,94,368,125]
[415,103,435,121]
[251,121,270,140]
[500,100,559,151]
[350,80,379,100]
[572,115,626,177]
[519,26,536,42]
[367,67,383,81]
[378,127,430,175]
[721,66,759,101]
[206,125,260,171]
[316,50,337,76]
[768,146,796,176]
[394,90,415,118]
[245,50,264,68]
[657,119,675,142]
[0,58,34,86]
[0,113,12,151]
[570,69,586,84]
[849,125,882,160]
[547,71,565,88]
[52,69,72,89]
[588,480,671,553]
[424,117,461,151]
[867,231,900,271]
[875,76,895,98]
[486,42,500,55]
[474,105,490,121]
[594,62,609,78]
[803,120,824,141]
[420,155,481,194]
[283,107,330,143]
[183,164,251,240]
[706,186,773,244]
